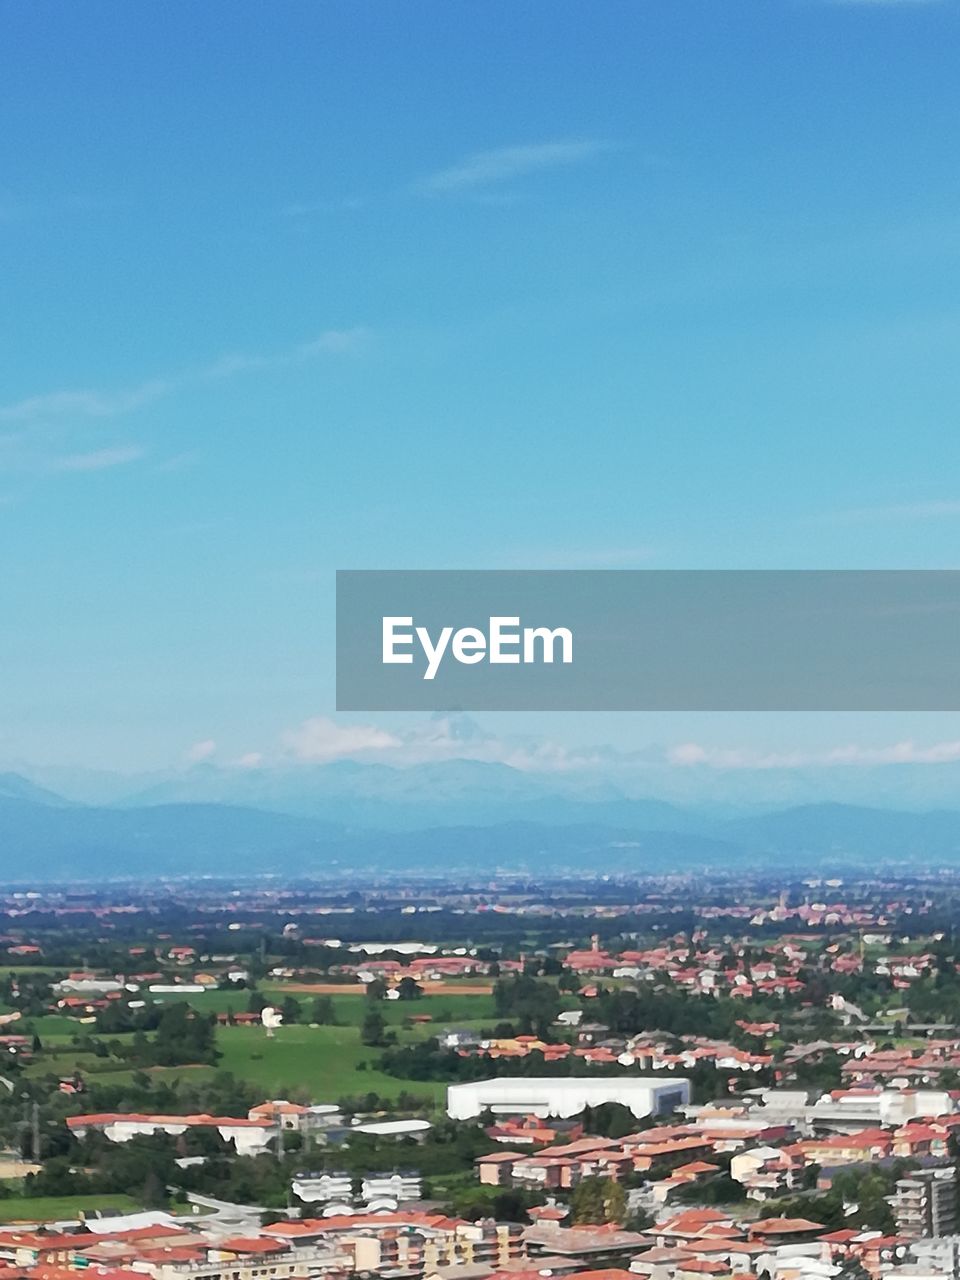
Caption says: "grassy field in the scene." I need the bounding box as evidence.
[30,1013,102,1037]
[75,1064,222,1089]
[274,991,497,1027]
[24,1030,139,1079]
[21,984,497,1106]
[215,1023,448,1105]
[131,985,497,1026]
[24,1022,449,1104]
[147,988,254,1013]
[0,966,63,977]
[0,1193,145,1223]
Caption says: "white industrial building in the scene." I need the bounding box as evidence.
[446,1076,690,1120]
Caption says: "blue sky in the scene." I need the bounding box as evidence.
[3,0,960,774]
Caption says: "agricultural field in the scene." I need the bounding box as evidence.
[17,984,500,1106]
[257,988,498,1026]
[0,1194,146,1223]
[215,1023,448,1104]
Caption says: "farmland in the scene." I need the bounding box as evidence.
[19,985,500,1106]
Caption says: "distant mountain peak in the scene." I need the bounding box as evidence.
[0,772,74,808]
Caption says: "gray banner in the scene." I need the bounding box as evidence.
[336,570,960,711]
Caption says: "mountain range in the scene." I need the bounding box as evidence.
[3,760,960,880]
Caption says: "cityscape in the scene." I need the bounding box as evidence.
[4,5,960,1280]
[0,871,959,1280]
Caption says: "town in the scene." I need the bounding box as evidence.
[0,872,959,1280]
[5,6,952,1280]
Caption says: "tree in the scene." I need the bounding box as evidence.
[310,996,338,1025]
[361,1009,387,1047]
[142,1168,168,1209]
[280,997,302,1025]
[147,1003,218,1067]
[397,977,424,1001]
[366,978,388,1001]
[604,1178,627,1225]
[583,1102,636,1139]
[493,975,560,1037]
[571,1176,625,1225]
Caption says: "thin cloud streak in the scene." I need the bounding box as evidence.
[0,329,370,425]
[0,381,168,425]
[201,328,370,379]
[420,139,617,193]
[668,739,960,769]
[51,444,145,472]
[830,499,960,523]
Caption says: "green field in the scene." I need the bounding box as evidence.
[271,991,497,1027]
[20,984,497,1106]
[0,966,63,977]
[24,1021,449,1104]
[0,1193,145,1223]
[30,1013,95,1036]
[215,1023,448,1105]
[134,986,497,1028]
[147,988,255,1013]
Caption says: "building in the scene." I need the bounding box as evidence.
[290,1170,353,1203]
[362,1170,423,1202]
[65,1112,278,1157]
[447,1077,691,1121]
[892,1167,959,1239]
[53,977,125,997]
[249,1100,343,1132]
[523,1224,650,1267]
[263,1212,525,1276]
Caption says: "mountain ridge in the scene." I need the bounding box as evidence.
[2,767,960,879]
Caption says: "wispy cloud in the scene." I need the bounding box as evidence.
[153,450,200,475]
[276,712,602,772]
[199,709,960,778]
[0,329,371,427]
[668,739,960,768]
[830,498,960,523]
[201,328,370,380]
[281,716,401,763]
[232,751,264,769]
[0,381,168,425]
[51,444,145,473]
[298,328,370,356]
[420,139,617,194]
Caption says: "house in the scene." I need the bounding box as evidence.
[746,1218,826,1246]
[248,1100,343,1132]
[729,1146,802,1199]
